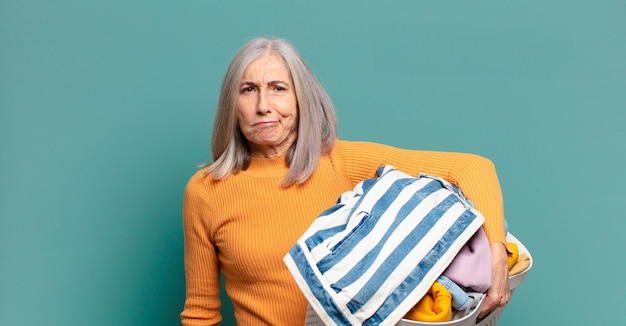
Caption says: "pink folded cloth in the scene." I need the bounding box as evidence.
[442,227,492,292]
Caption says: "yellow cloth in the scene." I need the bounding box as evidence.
[506,242,519,270]
[181,140,505,325]
[509,253,531,276]
[403,282,453,322]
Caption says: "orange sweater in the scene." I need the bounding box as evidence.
[181,140,505,325]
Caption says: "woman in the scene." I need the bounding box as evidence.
[181,37,510,325]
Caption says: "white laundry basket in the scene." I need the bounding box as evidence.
[304,233,532,326]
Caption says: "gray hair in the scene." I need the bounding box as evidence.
[206,37,338,186]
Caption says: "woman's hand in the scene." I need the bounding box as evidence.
[479,241,511,319]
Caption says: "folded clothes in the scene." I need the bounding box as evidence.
[437,275,471,311]
[451,293,483,321]
[284,166,485,325]
[443,228,492,293]
[403,282,452,322]
[509,253,530,276]
[506,242,519,270]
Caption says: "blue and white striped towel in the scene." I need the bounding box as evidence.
[284,165,485,326]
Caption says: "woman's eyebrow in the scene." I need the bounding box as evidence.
[268,80,288,84]
[241,80,290,86]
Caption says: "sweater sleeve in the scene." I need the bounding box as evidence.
[435,152,506,244]
[181,171,222,326]
[334,141,506,244]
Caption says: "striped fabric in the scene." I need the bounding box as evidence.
[284,165,485,326]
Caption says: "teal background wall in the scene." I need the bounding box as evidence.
[1,1,624,325]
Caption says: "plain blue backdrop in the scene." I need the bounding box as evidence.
[2,1,625,325]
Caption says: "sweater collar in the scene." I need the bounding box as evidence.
[243,155,289,177]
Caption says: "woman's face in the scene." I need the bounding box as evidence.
[237,54,298,158]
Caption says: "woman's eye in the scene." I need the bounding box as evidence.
[241,86,255,93]
[273,86,286,91]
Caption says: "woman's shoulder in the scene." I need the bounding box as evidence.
[333,139,392,153]
[327,140,392,182]
[184,167,214,194]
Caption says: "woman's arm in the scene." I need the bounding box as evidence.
[364,142,512,315]
[335,140,511,314]
[480,242,511,318]
[181,173,223,326]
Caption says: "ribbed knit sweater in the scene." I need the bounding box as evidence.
[181,140,505,326]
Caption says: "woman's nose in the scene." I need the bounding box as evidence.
[256,88,270,113]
